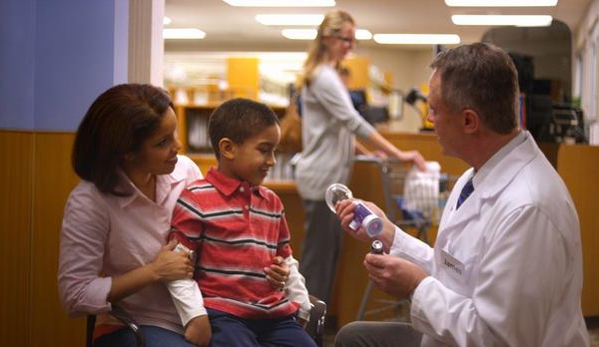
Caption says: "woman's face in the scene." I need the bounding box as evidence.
[326,21,356,62]
[124,107,182,177]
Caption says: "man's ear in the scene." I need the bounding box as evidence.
[462,108,480,134]
[219,138,236,160]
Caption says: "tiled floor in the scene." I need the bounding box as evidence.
[322,316,599,347]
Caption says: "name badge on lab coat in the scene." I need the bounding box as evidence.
[440,249,465,281]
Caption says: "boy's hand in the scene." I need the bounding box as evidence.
[184,315,211,347]
[264,256,289,290]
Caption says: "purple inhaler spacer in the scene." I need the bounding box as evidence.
[326,183,383,237]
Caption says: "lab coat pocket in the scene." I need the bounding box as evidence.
[438,248,479,294]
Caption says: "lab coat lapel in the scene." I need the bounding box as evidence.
[440,133,537,235]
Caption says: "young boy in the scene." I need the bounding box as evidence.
[168,98,315,347]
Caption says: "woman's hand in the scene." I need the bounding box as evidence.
[264,256,289,290]
[184,315,212,347]
[149,239,194,282]
[396,150,427,171]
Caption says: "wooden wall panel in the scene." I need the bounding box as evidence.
[30,133,84,347]
[557,144,599,316]
[0,131,34,347]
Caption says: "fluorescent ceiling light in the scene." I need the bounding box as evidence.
[282,29,317,40]
[163,28,206,39]
[281,28,372,40]
[356,29,372,40]
[223,0,335,7]
[445,0,557,6]
[256,14,324,26]
[163,16,172,26]
[452,15,552,26]
[374,34,461,45]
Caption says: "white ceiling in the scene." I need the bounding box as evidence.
[164,0,592,51]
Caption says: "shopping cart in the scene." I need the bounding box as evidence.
[354,156,457,322]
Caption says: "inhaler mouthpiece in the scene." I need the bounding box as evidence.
[326,183,383,237]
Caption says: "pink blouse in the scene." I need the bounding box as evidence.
[58,155,201,334]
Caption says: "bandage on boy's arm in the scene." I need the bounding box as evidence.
[167,193,208,326]
[167,237,207,326]
[284,255,311,321]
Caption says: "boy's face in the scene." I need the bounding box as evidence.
[223,124,280,186]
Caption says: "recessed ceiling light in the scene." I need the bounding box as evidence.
[223,0,335,7]
[256,14,324,26]
[163,28,206,39]
[282,29,318,40]
[451,15,552,26]
[373,34,461,45]
[445,0,557,6]
[163,16,172,26]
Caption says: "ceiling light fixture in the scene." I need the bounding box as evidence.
[223,0,335,7]
[356,29,373,40]
[282,29,318,40]
[256,14,324,26]
[373,34,461,45]
[445,0,557,6]
[451,15,552,26]
[163,28,206,39]
[281,29,372,40]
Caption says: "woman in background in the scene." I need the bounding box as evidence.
[296,10,427,305]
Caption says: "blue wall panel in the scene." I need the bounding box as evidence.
[0,0,36,130]
[0,0,128,131]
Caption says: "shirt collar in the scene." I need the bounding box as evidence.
[474,130,527,188]
[205,167,266,199]
[116,158,188,208]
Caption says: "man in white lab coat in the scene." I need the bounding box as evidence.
[334,43,590,346]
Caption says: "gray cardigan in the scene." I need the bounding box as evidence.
[295,65,375,200]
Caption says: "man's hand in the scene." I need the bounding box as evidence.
[264,256,289,290]
[363,253,427,299]
[184,315,211,347]
[335,199,396,248]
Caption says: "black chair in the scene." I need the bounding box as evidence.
[87,296,326,347]
[86,305,145,347]
[306,295,327,347]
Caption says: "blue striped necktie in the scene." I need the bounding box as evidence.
[456,177,474,209]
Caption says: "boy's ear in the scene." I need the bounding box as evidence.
[219,138,236,160]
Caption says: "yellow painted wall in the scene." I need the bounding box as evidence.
[342,56,370,90]
[226,57,259,100]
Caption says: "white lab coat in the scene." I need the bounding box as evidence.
[390,132,590,346]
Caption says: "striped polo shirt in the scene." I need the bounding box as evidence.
[171,168,298,319]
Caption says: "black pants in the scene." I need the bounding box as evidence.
[298,199,344,304]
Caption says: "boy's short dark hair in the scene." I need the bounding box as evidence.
[209,98,280,159]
